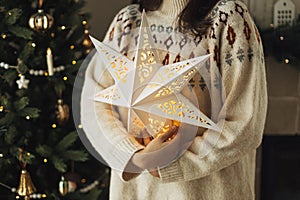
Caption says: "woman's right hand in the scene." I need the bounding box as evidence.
[124,124,196,181]
[131,126,180,170]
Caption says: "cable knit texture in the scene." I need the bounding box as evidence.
[80,0,267,199]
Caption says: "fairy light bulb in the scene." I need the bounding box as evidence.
[285,58,290,64]
[82,20,87,25]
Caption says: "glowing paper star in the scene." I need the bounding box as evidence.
[90,12,220,136]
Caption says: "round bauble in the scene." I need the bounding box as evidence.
[28,9,54,33]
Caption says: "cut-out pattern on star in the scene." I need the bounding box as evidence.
[90,11,220,136]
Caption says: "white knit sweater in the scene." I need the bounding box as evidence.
[80,0,268,199]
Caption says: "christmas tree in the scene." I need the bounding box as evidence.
[0,0,109,199]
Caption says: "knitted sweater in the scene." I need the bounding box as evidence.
[80,0,267,199]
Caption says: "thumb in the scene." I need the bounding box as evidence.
[158,126,177,142]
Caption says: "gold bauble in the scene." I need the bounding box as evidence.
[82,35,92,49]
[17,170,37,199]
[28,9,54,33]
[56,99,70,126]
[82,30,93,49]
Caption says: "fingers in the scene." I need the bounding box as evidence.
[138,126,178,146]
[135,129,145,145]
[135,137,143,145]
[141,128,153,146]
[143,137,151,146]
[158,126,177,142]
[149,169,160,178]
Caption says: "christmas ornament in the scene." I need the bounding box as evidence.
[16,149,39,200]
[90,11,220,137]
[28,0,54,33]
[16,75,30,89]
[46,48,54,76]
[64,171,80,193]
[58,176,68,196]
[28,9,54,32]
[0,181,46,199]
[17,170,37,200]
[56,99,70,126]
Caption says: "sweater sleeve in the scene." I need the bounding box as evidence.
[157,2,268,183]
[80,7,144,176]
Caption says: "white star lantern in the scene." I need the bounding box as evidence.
[16,75,30,89]
[90,12,220,137]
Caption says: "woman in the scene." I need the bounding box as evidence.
[80,0,267,199]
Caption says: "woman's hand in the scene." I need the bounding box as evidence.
[131,126,180,171]
[138,126,178,153]
[123,126,179,180]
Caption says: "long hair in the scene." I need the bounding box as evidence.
[137,0,219,36]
